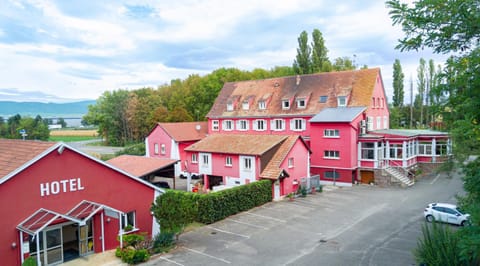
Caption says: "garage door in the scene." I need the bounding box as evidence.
[360,170,374,184]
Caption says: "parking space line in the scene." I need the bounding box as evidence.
[245,212,287,223]
[229,218,268,229]
[182,247,231,264]
[430,174,440,184]
[287,201,315,209]
[206,226,250,238]
[157,256,185,266]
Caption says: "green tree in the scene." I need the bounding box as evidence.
[293,30,311,74]
[57,117,67,128]
[392,59,405,107]
[311,29,330,72]
[331,57,355,71]
[417,58,427,127]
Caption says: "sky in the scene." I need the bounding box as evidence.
[0,0,449,103]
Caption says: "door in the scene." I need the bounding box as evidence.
[44,227,63,265]
[199,153,212,175]
[78,220,94,256]
[273,180,280,200]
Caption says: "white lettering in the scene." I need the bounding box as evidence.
[39,178,85,197]
[60,179,69,192]
[40,183,49,197]
[77,178,85,191]
[51,181,60,194]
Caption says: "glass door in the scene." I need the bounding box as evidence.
[78,219,94,256]
[44,228,63,265]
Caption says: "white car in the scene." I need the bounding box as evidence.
[424,203,470,226]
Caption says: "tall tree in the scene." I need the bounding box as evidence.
[311,29,329,72]
[417,58,426,127]
[331,57,355,71]
[392,59,405,107]
[293,31,311,74]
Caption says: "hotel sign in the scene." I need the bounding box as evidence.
[40,178,85,197]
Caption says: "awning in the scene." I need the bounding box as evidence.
[17,200,124,236]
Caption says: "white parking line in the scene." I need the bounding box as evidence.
[207,226,250,238]
[182,247,231,264]
[157,256,185,266]
[245,212,287,223]
[228,218,268,229]
[430,174,441,184]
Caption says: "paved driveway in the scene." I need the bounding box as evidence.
[145,171,465,266]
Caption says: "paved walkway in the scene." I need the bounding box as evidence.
[62,250,125,266]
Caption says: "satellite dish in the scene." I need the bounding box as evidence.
[195,124,201,131]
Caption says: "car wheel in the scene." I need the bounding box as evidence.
[461,220,466,226]
[426,215,434,222]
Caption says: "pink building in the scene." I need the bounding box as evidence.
[184,134,310,200]
[145,122,208,178]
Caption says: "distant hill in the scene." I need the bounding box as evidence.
[0,100,96,118]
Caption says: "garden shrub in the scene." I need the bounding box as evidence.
[152,231,176,253]
[22,257,37,266]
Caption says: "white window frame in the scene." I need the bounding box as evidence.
[160,144,166,155]
[191,153,198,163]
[389,144,402,159]
[319,95,328,103]
[258,101,266,110]
[225,156,233,166]
[237,119,249,131]
[254,119,266,131]
[376,117,382,130]
[383,116,388,129]
[154,143,159,155]
[272,119,285,131]
[324,150,340,159]
[282,99,290,110]
[419,142,432,155]
[290,118,306,131]
[242,101,249,110]
[288,157,294,168]
[338,96,346,107]
[367,116,373,131]
[212,120,219,131]
[296,98,306,109]
[361,142,375,160]
[121,211,136,230]
[202,154,209,165]
[227,102,234,111]
[243,157,252,171]
[324,129,340,137]
[223,120,233,131]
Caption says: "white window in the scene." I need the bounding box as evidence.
[121,211,136,230]
[419,142,432,155]
[290,118,306,131]
[338,96,346,107]
[225,156,232,166]
[254,119,266,131]
[244,157,252,170]
[227,102,233,111]
[237,120,249,131]
[319,96,328,103]
[154,143,159,155]
[212,120,219,131]
[242,101,249,110]
[258,101,266,110]
[296,98,306,108]
[288,157,294,168]
[282,99,290,109]
[324,129,340,137]
[380,98,384,108]
[324,150,340,159]
[361,142,375,159]
[389,144,403,159]
[191,153,198,163]
[376,117,382,130]
[161,144,166,155]
[367,116,373,131]
[383,116,388,129]
[272,119,285,131]
[202,154,209,165]
[436,141,448,156]
[223,120,233,131]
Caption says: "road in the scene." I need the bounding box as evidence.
[67,139,124,155]
[144,170,465,266]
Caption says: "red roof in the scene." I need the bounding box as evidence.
[0,139,57,180]
[260,135,302,179]
[207,68,381,118]
[156,122,208,142]
[107,155,178,177]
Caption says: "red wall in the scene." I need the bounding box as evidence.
[147,125,172,159]
[279,138,309,195]
[211,153,240,178]
[365,75,390,130]
[0,148,156,266]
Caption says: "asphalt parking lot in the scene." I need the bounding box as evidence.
[144,170,465,266]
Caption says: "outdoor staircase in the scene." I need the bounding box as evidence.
[385,167,414,187]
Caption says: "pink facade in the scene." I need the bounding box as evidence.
[147,125,173,159]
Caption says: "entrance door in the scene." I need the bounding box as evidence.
[273,180,280,200]
[78,220,94,256]
[44,227,63,265]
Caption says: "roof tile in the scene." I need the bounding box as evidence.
[158,122,208,142]
[107,155,178,177]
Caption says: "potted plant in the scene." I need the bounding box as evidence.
[124,224,133,232]
[287,192,295,201]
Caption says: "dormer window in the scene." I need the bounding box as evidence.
[282,99,290,110]
[319,96,328,103]
[258,101,266,110]
[338,96,346,107]
[242,101,249,110]
[296,98,306,109]
[227,102,234,111]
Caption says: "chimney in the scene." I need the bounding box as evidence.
[296,75,301,86]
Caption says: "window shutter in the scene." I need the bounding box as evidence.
[253,120,258,131]
[290,119,295,130]
[270,119,275,130]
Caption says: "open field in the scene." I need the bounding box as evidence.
[49,129,99,142]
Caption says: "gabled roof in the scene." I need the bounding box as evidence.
[185,134,288,155]
[0,139,164,192]
[261,135,305,180]
[154,122,208,142]
[207,68,381,118]
[107,155,178,177]
[310,107,366,123]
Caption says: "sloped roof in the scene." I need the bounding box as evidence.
[207,68,380,118]
[107,155,178,177]
[156,122,208,142]
[0,139,58,180]
[185,134,288,155]
[260,135,301,179]
[310,107,366,122]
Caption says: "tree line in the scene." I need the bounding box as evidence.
[0,114,50,140]
[83,29,360,146]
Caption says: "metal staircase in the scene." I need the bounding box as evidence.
[385,167,414,187]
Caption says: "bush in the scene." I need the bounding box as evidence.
[152,231,176,253]
[120,233,145,247]
[22,257,37,266]
[414,222,461,265]
[117,247,150,264]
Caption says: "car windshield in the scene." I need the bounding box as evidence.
[456,207,466,215]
